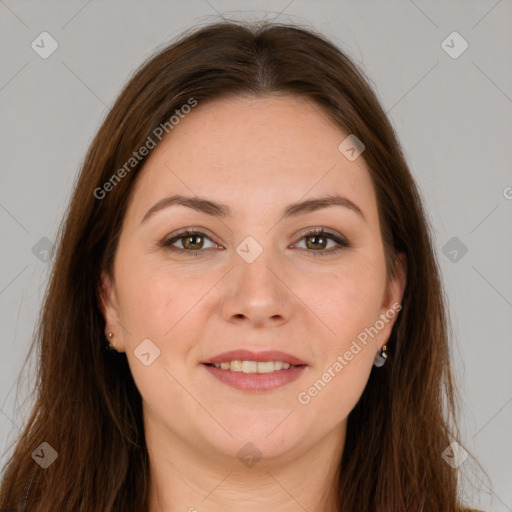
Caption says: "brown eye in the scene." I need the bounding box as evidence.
[181,234,204,250]
[161,230,219,253]
[294,228,350,256]
[305,234,329,250]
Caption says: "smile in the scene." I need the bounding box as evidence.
[201,349,307,392]
[206,360,294,373]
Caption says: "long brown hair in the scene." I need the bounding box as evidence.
[1,20,476,511]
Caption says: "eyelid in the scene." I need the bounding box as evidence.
[291,227,351,254]
[294,226,347,242]
[160,227,222,250]
[160,226,351,254]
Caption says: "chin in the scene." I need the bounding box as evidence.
[195,412,306,466]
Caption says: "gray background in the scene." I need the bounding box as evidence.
[1,1,511,510]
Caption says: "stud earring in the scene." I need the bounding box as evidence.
[373,344,388,367]
[106,332,118,352]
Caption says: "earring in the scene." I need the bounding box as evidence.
[373,344,388,367]
[106,332,118,352]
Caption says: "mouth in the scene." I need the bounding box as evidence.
[201,349,307,392]
[204,360,297,373]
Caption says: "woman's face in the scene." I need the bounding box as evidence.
[101,94,406,465]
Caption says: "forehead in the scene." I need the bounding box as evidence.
[126,94,379,227]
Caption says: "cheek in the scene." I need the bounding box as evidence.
[297,272,381,420]
[296,252,386,413]
[115,252,204,338]
[115,259,207,414]
[309,259,387,348]
[117,268,174,334]
[298,350,374,428]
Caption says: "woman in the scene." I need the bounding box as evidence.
[0,20,483,511]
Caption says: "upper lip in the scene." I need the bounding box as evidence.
[202,349,307,366]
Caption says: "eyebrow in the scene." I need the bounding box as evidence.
[140,193,366,224]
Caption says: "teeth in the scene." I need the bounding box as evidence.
[242,360,257,373]
[230,360,242,372]
[210,360,294,373]
[256,361,274,373]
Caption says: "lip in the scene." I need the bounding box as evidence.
[202,349,307,366]
[201,349,308,392]
[202,364,306,392]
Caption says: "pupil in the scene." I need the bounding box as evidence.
[185,235,202,249]
[307,235,325,250]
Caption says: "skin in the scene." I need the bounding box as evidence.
[100,94,407,512]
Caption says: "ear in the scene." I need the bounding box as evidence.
[99,271,126,352]
[377,251,407,347]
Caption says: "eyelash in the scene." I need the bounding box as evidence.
[160,228,351,257]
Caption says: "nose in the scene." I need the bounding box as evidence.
[220,252,294,329]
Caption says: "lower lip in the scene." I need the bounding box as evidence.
[202,364,306,392]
